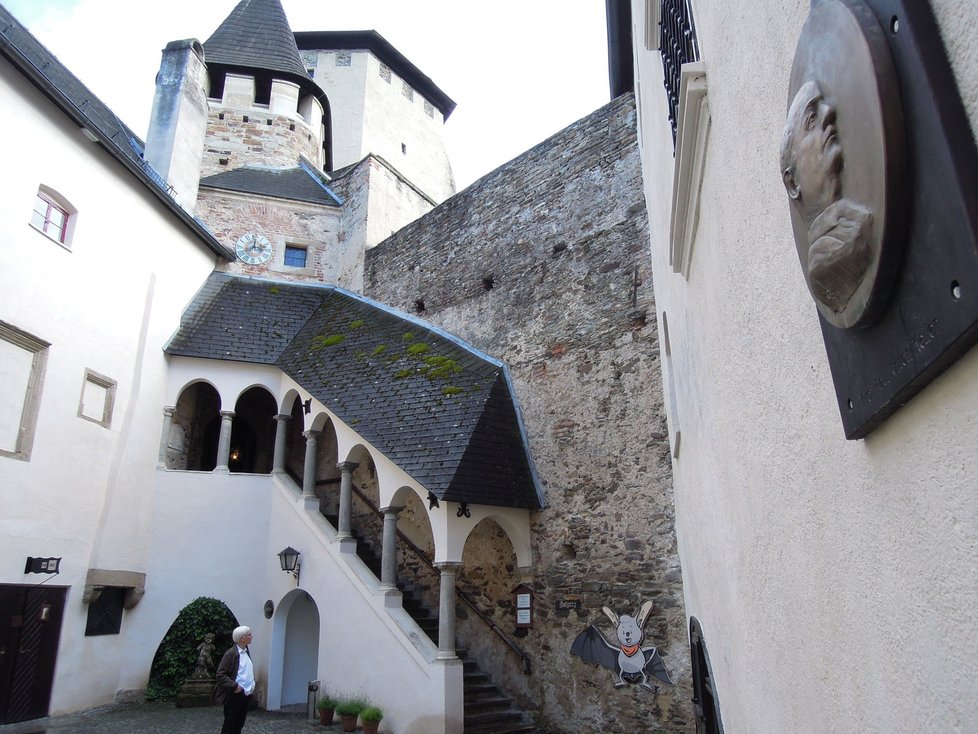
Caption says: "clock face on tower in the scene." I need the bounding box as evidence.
[235,232,273,265]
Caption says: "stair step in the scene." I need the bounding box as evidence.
[464,709,532,733]
[464,690,512,704]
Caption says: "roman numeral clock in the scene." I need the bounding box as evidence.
[235,232,272,265]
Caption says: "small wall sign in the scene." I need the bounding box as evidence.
[555,596,583,614]
[513,584,534,629]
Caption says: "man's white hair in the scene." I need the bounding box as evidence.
[232,626,251,643]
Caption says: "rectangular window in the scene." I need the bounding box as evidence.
[31,193,68,243]
[401,81,414,101]
[85,587,126,636]
[0,321,49,461]
[424,100,434,118]
[379,63,392,83]
[284,245,308,268]
[335,51,352,67]
[78,369,116,428]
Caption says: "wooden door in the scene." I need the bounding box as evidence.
[0,584,67,724]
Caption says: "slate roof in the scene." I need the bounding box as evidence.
[0,6,230,259]
[166,273,543,510]
[204,0,310,81]
[199,164,343,206]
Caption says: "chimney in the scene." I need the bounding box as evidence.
[144,39,209,212]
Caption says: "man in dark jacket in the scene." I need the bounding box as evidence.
[214,626,255,734]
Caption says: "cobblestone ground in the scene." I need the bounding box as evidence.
[0,703,363,734]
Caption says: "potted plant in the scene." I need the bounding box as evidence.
[360,705,383,734]
[316,694,337,726]
[335,698,365,732]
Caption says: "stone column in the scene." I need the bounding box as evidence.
[158,406,175,468]
[336,461,359,540]
[272,414,290,474]
[214,410,234,473]
[301,430,320,499]
[435,562,462,660]
[379,506,402,590]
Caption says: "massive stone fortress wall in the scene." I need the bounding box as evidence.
[365,93,691,733]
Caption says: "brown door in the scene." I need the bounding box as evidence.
[0,584,67,724]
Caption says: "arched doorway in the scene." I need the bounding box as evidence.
[268,589,320,709]
[229,387,276,473]
[170,382,221,470]
[690,616,724,734]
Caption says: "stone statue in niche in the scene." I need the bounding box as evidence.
[781,80,873,315]
[192,632,217,679]
[780,0,906,330]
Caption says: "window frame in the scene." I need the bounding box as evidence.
[78,369,117,428]
[0,321,49,461]
[283,244,308,268]
[29,186,77,250]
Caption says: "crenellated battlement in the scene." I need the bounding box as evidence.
[202,72,326,175]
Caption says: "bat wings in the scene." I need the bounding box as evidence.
[570,625,675,686]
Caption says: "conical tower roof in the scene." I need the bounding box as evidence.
[203,0,309,80]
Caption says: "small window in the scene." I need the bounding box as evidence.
[335,51,352,67]
[424,100,434,118]
[401,143,407,155]
[284,245,308,268]
[0,321,49,461]
[401,81,414,101]
[85,587,126,636]
[379,63,392,83]
[78,369,116,428]
[30,187,76,248]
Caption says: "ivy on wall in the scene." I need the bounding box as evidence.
[146,597,239,701]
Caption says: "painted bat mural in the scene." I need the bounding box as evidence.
[570,600,674,692]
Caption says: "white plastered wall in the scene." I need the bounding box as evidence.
[0,60,218,713]
[631,0,978,731]
[165,358,532,569]
[309,49,455,203]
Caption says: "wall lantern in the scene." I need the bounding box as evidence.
[25,556,61,575]
[278,546,301,582]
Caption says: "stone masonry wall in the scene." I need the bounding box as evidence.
[198,190,355,286]
[201,108,321,178]
[364,94,691,733]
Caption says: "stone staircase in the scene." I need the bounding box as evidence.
[342,521,538,734]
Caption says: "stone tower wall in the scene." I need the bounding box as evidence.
[201,108,322,178]
[364,93,691,733]
[199,190,343,284]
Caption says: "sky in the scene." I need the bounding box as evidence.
[3,0,612,191]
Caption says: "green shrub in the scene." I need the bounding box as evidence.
[146,597,238,701]
[361,706,383,722]
[335,698,366,716]
[317,694,338,711]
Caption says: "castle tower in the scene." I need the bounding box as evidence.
[200,0,330,176]
[143,0,457,292]
[295,31,457,203]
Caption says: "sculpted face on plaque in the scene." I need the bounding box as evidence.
[781,80,873,317]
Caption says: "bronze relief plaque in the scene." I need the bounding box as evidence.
[783,0,978,438]
[782,0,906,329]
